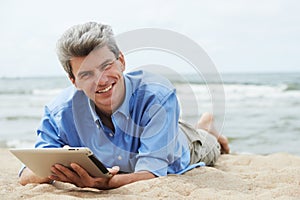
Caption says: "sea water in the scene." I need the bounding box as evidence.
[0,73,299,155]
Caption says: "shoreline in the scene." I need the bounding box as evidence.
[2,148,300,199]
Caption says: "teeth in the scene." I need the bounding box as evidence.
[97,85,112,93]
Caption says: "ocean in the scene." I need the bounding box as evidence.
[1,72,299,155]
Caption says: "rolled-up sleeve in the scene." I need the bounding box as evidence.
[134,93,180,176]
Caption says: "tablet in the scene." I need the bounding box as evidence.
[10,147,111,178]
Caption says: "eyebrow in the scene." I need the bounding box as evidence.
[77,70,92,78]
[97,58,115,69]
[76,58,115,77]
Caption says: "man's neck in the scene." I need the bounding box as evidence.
[96,108,115,132]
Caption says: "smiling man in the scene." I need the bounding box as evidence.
[19,22,229,189]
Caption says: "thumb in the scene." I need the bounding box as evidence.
[108,166,120,175]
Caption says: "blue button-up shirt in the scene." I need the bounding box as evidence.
[35,70,191,176]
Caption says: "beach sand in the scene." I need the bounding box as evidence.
[1,148,300,200]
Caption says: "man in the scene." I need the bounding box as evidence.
[19,22,229,189]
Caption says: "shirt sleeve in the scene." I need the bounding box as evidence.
[18,106,65,177]
[35,106,66,148]
[134,92,181,176]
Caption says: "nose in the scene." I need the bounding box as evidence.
[95,70,108,86]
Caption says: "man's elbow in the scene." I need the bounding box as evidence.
[18,168,51,185]
[19,176,28,186]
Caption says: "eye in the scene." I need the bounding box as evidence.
[78,71,93,80]
[101,62,114,71]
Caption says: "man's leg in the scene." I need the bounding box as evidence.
[196,112,230,154]
[179,120,221,166]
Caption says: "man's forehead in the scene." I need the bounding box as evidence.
[72,46,114,69]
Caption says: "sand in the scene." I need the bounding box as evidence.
[1,148,300,200]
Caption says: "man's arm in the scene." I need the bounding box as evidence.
[19,167,52,185]
[19,164,155,189]
[49,163,155,189]
[196,112,230,154]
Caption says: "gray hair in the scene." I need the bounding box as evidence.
[56,22,120,79]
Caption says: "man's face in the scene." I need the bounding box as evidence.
[70,46,126,115]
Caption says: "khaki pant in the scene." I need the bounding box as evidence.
[179,120,221,166]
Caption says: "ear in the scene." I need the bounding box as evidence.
[69,76,81,89]
[69,76,82,90]
[118,52,126,71]
[69,76,76,85]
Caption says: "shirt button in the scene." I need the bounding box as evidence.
[118,155,122,160]
[109,133,114,137]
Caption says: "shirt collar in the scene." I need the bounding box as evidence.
[88,99,100,123]
[113,75,132,118]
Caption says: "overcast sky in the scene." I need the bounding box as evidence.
[0,0,299,77]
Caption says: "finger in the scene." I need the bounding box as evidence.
[50,164,71,182]
[56,164,83,181]
[108,166,120,175]
[70,163,97,187]
[70,163,90,179]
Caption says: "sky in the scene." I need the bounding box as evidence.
[0,0,300,77]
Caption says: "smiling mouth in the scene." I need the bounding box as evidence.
[96,84,113,93]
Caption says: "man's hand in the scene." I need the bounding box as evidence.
[49,163,155,189]
[49,163,119,189]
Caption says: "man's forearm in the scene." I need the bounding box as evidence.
[20,165,156,190]
[101,171,156,189]
[108,171,156,189]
